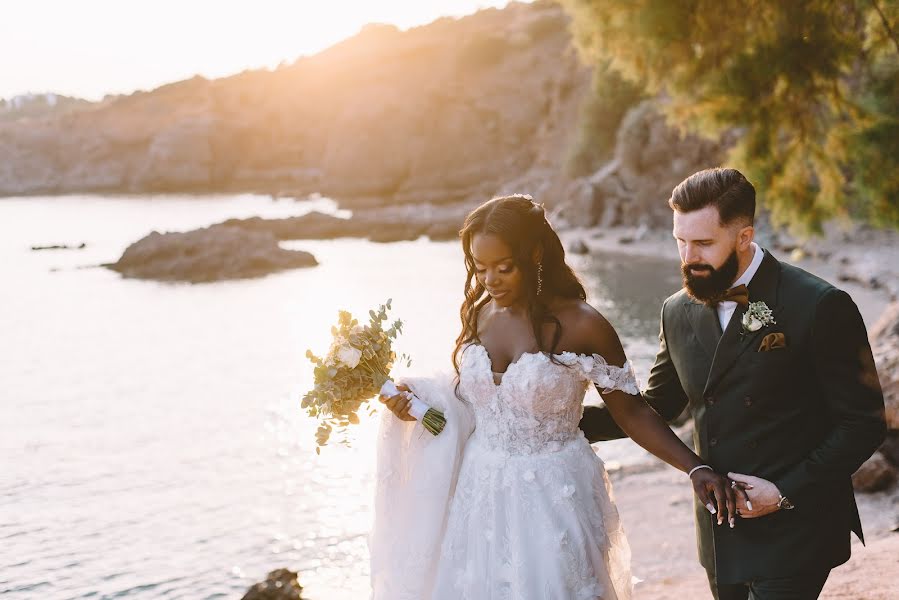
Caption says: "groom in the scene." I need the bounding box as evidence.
[581,168,886,599]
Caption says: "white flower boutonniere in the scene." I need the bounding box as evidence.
[741,301,775,337]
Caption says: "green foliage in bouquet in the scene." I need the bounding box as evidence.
[301,299,411,453]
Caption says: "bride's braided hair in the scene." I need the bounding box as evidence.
[452,194,587,394]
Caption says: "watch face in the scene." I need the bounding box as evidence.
[779,496,795,510]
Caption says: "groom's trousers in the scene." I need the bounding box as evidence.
[707,569,831,600]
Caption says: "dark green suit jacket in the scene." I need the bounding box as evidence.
[579,249,886,584]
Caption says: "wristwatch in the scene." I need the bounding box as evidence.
[777,494,795,510]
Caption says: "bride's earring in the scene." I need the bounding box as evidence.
[536,262,543,296]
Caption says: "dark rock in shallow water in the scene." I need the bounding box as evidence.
[219,212,368,240]
[108,226,317,283]
[241,569,303,600]
[424,218,463,242]
[31,242,86,251]
[568,238,589,255]
[219,210,417,242]
[219,203,467,244]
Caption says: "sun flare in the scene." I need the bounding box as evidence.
[0,0,518,99]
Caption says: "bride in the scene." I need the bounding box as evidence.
[370,195,735,599]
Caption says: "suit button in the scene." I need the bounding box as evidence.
[710,437,719,447]
[744,396,753,407]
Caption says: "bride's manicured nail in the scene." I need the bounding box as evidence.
[706,503,717,515]
[729,519,735,529]
[747,501,754,511]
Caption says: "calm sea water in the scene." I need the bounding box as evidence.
[0,194,682,600]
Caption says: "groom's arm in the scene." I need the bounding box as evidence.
[772,289,886,501]
[580,300,690,442]
[579,405,626,442]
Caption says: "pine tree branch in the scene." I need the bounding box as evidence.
[870,0,899,56]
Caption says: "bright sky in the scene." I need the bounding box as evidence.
[1,0,520,101]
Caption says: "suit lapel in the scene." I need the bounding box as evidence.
[684,300,721,359]
[702,250,782,397]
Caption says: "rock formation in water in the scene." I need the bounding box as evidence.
[31,242,87,251]
[107,226,317,283]
[240,569,303,600]
[217,202,467,243]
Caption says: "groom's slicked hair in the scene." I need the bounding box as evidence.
[669,168,756,226]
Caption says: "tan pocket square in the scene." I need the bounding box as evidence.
[758,332,786,352]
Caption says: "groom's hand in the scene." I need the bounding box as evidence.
[379,383,416,422]
[690,469,738,528]
[728,472,782,519]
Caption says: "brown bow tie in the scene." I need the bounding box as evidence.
[718,284,749,307]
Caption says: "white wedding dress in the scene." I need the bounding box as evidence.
[370,343,637,600]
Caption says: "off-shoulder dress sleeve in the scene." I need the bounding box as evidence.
[576,353,640,396]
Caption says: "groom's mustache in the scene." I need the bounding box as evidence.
[685,264,714,275]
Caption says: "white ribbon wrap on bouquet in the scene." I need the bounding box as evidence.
[378,379,430,421]
[369,373,475,600]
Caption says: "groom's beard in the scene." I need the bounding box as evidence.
[682,250,740,305]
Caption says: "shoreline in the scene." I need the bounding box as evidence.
[560,224,898,328]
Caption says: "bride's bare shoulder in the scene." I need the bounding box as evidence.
[552,298,608,332]
[554,299,626,363]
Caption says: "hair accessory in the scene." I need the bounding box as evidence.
[536,262,543,296]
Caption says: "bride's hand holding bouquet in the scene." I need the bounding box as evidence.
[301,299,446,453]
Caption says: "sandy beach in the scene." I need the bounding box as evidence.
[608,463,899,599]
[569,224,899,599]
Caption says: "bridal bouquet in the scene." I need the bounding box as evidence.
[301,299,446,452]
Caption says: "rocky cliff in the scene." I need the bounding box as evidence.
[0,2,588,205]
[0,1,728,227]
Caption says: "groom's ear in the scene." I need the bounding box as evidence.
[736,223,754,251]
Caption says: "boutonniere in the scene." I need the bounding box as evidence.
[741,301,775,338]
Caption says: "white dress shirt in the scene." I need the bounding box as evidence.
[717,242,764,331]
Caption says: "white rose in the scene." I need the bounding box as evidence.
[336,344,363,369]
[742,314,763,332]
[327,336,345,359]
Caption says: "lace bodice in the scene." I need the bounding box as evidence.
[459,344,639,456]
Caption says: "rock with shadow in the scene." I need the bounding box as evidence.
[218,202,469,244]
[853,302,899,492]
[107,226,317,283]
[241,569,304,600]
